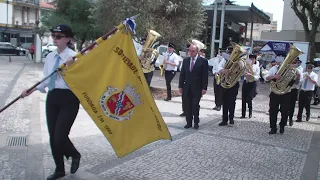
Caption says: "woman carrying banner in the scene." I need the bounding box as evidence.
[21,24,81,180]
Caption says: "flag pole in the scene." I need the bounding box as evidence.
[75,14,139,58]
[0,14,139,114]
[0,68,60,113]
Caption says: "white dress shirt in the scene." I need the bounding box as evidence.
[301,71,318,91]
[165,52,180,71]
[37,47,76,93]
[189,55,198,71]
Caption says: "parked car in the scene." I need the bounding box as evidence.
[0,42,26,56]
[42,43,57,53]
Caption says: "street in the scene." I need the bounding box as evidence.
[0,56,320,180]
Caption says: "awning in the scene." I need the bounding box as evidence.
[205,3,271,24]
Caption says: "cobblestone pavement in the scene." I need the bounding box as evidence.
[0,56,320,180]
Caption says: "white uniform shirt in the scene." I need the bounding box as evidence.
[264,65,278,82]
[37,47,76,93]
[165,52,180,71]
[291,65,303,89]
[209,55,223,74]
[301,71,318,91]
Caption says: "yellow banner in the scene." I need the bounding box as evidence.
[62,26,171,157]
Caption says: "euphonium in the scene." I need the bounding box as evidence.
[220,42,247,89]
[187,39,207,50]
[270,44,303,95]
[140,30,161,73]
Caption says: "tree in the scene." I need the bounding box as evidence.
[291,0,320,61]
[91,0,206,49]
[40,0,101,50]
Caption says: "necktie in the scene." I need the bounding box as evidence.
[190,58,195,72]
[303,74,308,89]
[48,55,60,91]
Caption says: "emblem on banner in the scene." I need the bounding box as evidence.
[100,84,142,121]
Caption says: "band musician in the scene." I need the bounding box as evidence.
[264,59,299,134]
[164,43,180,101]
[287,58,303,126]
[241,54,260,119]
[210,51,224,111]
[296,62,318,122]
[217,49,240,126]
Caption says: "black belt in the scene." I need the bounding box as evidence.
[165,70,176,72]
[300,90,313,93]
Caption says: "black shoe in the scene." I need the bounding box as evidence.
[280,126,284,134]
[216,106,221,111]
[194,124,199,130]
[268,129,277,134]
[289,118,293,126]
[240,116,245,119]
[179,112,186,117]
[306,117,310,121]
[296,119,302,122]
[249,112,252,118]
[184,124,192,129]
[218,121,228,126]
[229,119,234,125]
[164,97,171,101]
[47,171,65,180]
[70,155,81,174]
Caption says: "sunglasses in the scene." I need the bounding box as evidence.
[51,34,66,40]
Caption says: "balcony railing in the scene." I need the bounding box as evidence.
[15,0,40,6]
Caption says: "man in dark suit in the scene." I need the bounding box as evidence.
[179,44,208,130]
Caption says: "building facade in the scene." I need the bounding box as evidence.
[261,0,320,55]
[0,0,40,47]
[246,12,277,41]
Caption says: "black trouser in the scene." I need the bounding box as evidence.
[182,91,187,113]
[222,82,239,122]
[269,92,290,130]
[165,70,176,98]
[313,86,319,103]
[213,75,223,107]
[297,90,313,120]
[242,81,257,117]
[288,88,298,120]
[30,53,34,59]
[46,89,80,172]
[144,71,154,87]
[184,88,202,126]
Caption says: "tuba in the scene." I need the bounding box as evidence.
[220,42,247,89]
[140,30,161,73]
[270,44,303,95]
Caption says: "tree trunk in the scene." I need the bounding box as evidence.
[306,30,317,62]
